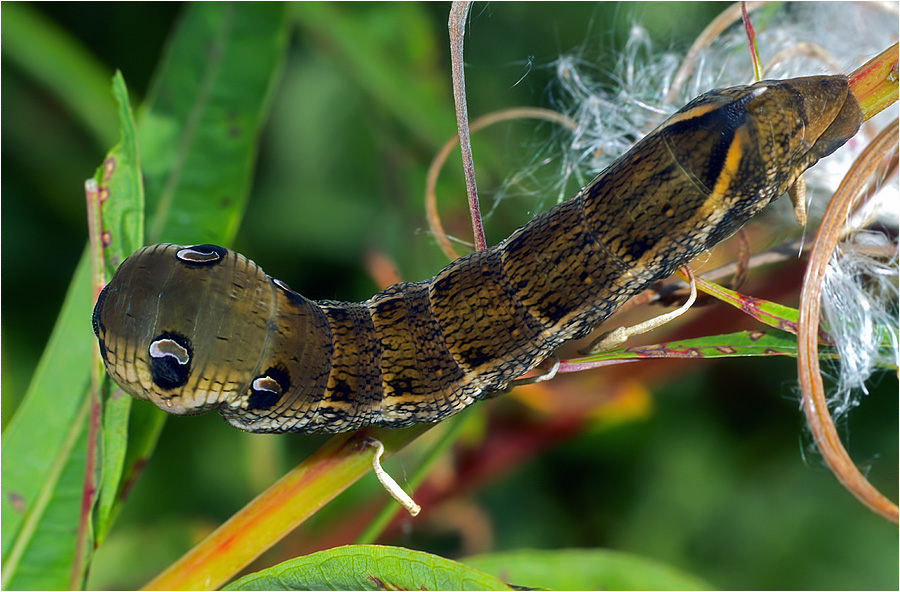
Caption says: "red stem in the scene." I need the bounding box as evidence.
[448,0,487,252]
[70,180,106,589]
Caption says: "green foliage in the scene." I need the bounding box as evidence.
[225,545,711,591]
[464,548,712,590]
[571,329,807,366]
[2,3,289,589]
[225,545,512,591]
[2,3,896,591]
[0,68,144,583]
[139,3,289,245]
[91,70,145,549]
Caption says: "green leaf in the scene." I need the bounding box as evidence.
[95,72,146,267]
[224,545,513,591]
[693,276,801,333]
[140,2,290,245]
[92,71,145,547]
[0,10,129,585]
[2,3,289,587]
[566,329,805,368]
[292,3,451,149]
[464,548,713,591]
[1,69,144,591]
[0,2,117,147]
[1,254,94,590]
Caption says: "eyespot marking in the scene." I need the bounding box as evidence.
[246,366,291,411]
[150,338,190,364]
[176,244,228,265]
[149,333,192,389]
[252,376,281,392]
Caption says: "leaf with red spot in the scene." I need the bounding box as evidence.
[560,329,818,374]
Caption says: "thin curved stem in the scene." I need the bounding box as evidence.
[797,120,898,524]
[425,107,576,261]
[448,0,485,252]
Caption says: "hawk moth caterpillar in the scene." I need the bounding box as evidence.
[92,75,862,434]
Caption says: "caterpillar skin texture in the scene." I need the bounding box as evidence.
[93,75,861,434]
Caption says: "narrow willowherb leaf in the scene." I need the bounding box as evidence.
[141,3,290,245]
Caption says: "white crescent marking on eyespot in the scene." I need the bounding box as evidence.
[176,247,222,263]
[149,339,190,365]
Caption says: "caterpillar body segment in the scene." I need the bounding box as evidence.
[92,75,862,433]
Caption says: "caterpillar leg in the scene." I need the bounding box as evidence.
[788,174,808,226]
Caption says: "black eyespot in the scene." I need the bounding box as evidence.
[148,332,192,389]
[246,366,291,411]
[176,244,228,266]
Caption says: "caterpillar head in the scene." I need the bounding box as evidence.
[655,74,862,248]
[92,244,330,431]
[739,75,862,186]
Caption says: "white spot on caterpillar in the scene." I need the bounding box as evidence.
[177,245,223,263]
[149,338,190,365]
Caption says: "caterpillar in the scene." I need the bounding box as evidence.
[92,74,861,434]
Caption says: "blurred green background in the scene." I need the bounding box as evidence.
[2,2,896,590]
